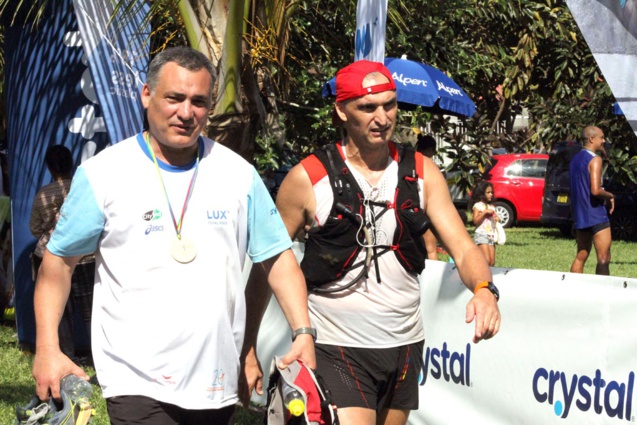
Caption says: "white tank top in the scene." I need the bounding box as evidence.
[307,151,425,348]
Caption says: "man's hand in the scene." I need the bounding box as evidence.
[32,345,88,401]
[239,334,315,407]
[608,197,615,215]
[465,289,501,343]
[239,347,263,407]
[277,334,316,370]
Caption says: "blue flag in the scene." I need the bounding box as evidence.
[4,0,111,347]
[73,0,150,145]
[4,0,149,347]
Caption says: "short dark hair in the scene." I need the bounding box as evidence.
[146,46,216,94]
[45,145,73,176]
[416,134,437,153]
[581,125,601,143]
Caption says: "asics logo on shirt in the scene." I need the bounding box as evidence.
[145,225,164,235]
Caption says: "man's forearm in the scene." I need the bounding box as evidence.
[34,253,75,349]
[267,250,311,332]
[596,188,614,201]
[242,263,273,356]
[454,243,493,290]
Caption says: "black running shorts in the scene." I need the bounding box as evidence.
[106,395,235,425]
[578,221,610,235]
[315,340,424,411]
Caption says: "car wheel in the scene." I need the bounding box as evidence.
[494,202,514,228]
[611,211,635,241]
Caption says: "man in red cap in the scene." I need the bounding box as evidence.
[247,60,501,424]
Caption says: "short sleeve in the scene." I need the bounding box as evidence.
[246,169,293,263]
[47,167,105,257]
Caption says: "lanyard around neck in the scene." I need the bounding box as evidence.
[144,133,200,240]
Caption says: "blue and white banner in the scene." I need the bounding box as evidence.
[355,0,388,63]
[4,0,110,346]
[4,0,150,347]
[73,0,150,145]
[252,246,637,424]
[566,0,637,137]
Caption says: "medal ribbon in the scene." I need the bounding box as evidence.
[144,133,200,240]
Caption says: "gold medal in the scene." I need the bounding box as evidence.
[171,236,197,263]
[145,133,202,265]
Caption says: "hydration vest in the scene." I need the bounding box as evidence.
[300,141,429,290]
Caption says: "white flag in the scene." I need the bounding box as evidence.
[566,0,637,137]
[355,0,388,63]
[73,0,150,144]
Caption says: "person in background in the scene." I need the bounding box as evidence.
[471,181,499,267]
[416,134,439,260]
[569,125,613,275]
[0,148,11,319]
[29,145,95,361]
[416,133,437,159]
[32,46,314,425]
[259,60,500,425]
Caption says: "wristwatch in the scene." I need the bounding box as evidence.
[291,327,317,342]
[475,281,500,301]
[485,282,500,301]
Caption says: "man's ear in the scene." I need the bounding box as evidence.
[334,101,348,123]
[141,83,151,109]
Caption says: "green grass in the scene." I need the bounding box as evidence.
[0,323,36,422]
[2,225,635,424]
[0,324,263,424]
[0,325,110,424]
[437,223,637,278]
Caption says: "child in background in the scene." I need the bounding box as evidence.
[472,181,499,266]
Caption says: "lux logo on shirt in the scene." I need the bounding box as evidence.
[207,210,229,220]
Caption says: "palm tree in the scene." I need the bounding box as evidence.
[137,0,300,161]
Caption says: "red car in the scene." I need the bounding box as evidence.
[482,153,549,228]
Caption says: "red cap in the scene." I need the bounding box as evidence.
[335,60,396,102]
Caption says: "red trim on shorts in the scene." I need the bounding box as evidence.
[396,346,411,389]
[337,346,371,409]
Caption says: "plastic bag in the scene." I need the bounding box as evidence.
[494,222,506,245]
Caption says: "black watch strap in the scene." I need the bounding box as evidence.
[291,327,317,342]
[487,282,500,301]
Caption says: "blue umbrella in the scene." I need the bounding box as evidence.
[322,57,476,118]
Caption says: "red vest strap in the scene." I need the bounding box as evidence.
[414,151,424,180]
[301,155,327,186]
[388,141,398,162]
[301,141,345,185]
[301,140,420,184]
